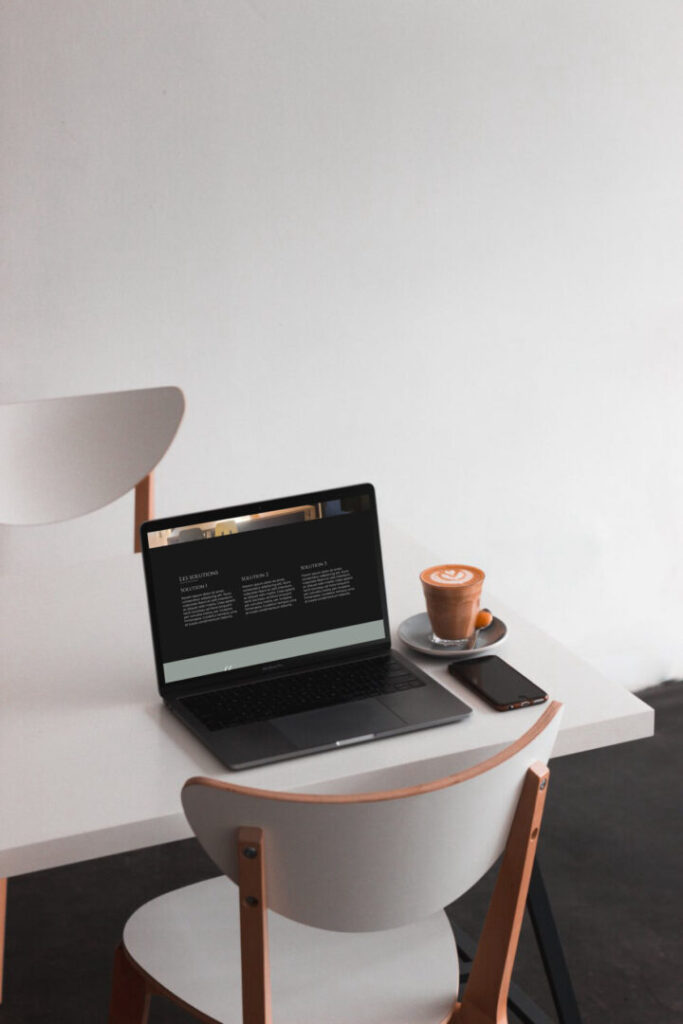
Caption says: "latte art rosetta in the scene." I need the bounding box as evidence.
[429,568,474,586]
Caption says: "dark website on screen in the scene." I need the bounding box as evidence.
[145,491,386,685]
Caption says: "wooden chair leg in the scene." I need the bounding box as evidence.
[237,827,272,1024]
[452,761,551,1024]
[108,943,151,1024]
[0,877,7,1004]
[134,472,154,553]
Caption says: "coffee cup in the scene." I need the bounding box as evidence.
[420,564,488,648]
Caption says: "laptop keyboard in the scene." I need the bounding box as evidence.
[180,655,425,731]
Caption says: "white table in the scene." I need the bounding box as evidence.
[0,521,653,879]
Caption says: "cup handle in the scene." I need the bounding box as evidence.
[475,609,493,630]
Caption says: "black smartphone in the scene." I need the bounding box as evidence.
[448,655,548,712]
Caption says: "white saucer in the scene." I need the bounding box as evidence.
[397,611,507,659]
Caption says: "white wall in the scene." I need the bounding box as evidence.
[2,0,682,691]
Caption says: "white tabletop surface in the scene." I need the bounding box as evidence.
[0,522,653,877]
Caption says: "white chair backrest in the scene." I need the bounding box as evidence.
[183,701,563,933]
[0,386,184,525]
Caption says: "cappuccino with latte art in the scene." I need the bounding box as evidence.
[420,564,486,647]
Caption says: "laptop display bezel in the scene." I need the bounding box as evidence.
[140,482,391,699]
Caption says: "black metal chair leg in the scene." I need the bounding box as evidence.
[527,860,583,1024]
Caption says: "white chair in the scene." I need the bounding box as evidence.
[0,385,185,550]
[0,385,184,1003]
[108,701,563,1024]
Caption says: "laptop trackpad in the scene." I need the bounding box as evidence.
[273,699,402,750]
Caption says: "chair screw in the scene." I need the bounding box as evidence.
[540,778,547,790]
[245,896,259,907]
[243,847,258,859]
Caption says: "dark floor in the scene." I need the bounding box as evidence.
[2,682,681,1023]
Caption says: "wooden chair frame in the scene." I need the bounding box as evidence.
[229,765,549,1024]
[108,704,559,1024]
[133,473,154,553]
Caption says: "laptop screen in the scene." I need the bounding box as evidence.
[141,485,390,688]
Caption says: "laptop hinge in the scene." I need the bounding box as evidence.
[166,641,393,701]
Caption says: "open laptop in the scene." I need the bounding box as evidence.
[140,483,471,769]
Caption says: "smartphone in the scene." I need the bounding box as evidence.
[448,655,548,711]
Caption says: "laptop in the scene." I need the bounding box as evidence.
[140,483,471,769]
